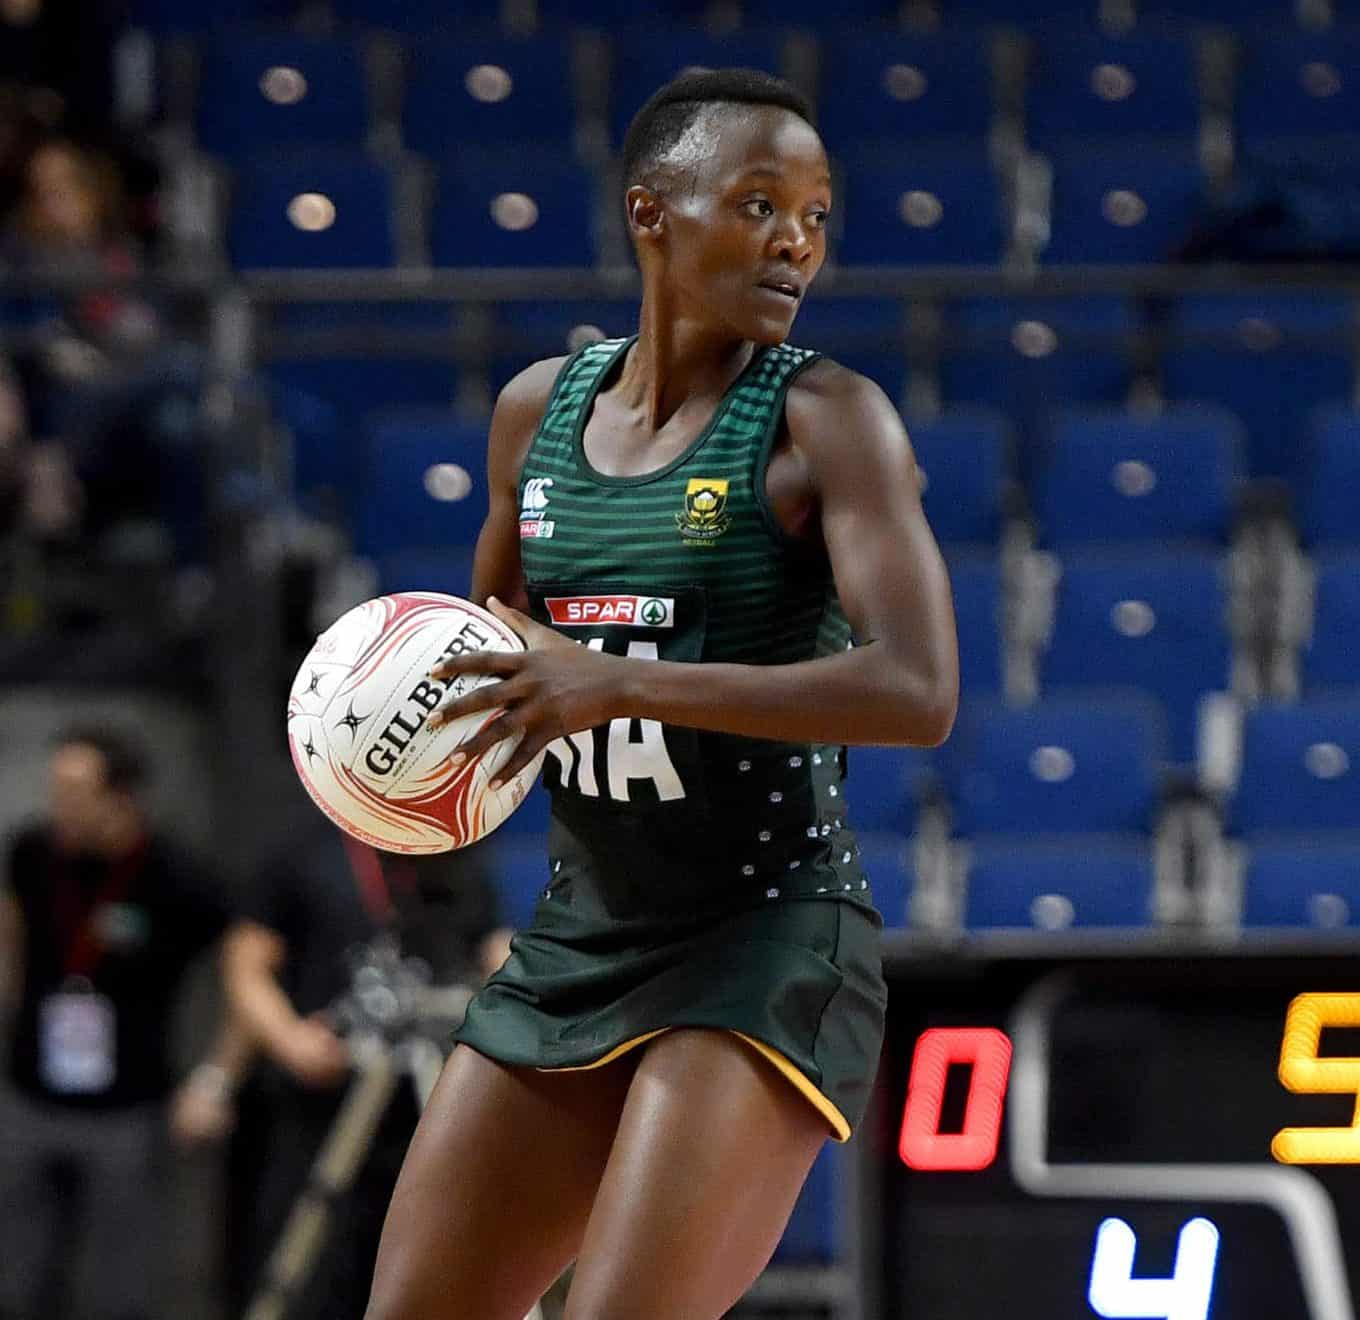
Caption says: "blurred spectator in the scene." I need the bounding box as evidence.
[3,137,158,356]
[223,809,511,1320]
[0,724,247,1320]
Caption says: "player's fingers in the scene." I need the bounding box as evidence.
[486,595,556,650]
[428,679,508,729]
[428,649,520,683]
[488,733,547,790]
[448,713,520,768]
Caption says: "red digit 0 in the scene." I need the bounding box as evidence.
[898,1027,1013,1171]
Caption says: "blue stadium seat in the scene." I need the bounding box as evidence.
[964,837,1156,929]
[840,146,1007,266]
[130,0,295,31]
[910,411,1010,547]
[856,833,914,928]
[793,297,907,404]
[1297,409,1360,548]
[1236,30,1360,148]
[939,296,1136,468]
[947,694,1166,836]
[818,31,993,156]
[431,155,596,268]
[229,153,397,269]
[845,745,933,834]
[354,410,490,558]
[1233,700,1360,834]
[1025,31,1200,147]
[944,0,1103,22]
[404,36,575,154]
[330,0,501,31]
[487,835,552,929]
[772,1142,843,1264]
[376,548,476,598]
[1160,294,1354,479]
[609,28,786,145]
[198,33,369,159]
[537,0,714,22]
[1241,836,1360,929]
[1133,0,1297,20]
[1043,143,1204,264]
[1036,407,1243,547]
[269,358,457,521]
[1305,555,1360,693]
[270,301,457,333]
[949,555,1006,697]
[1042,551,1232,762]
[741,0,893,23]
[491,300,638,391]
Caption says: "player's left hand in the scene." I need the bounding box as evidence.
[427,597,629,787]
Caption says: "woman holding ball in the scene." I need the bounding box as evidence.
[364,69,957,1320]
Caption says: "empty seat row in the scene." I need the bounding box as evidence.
[867,831,1360,932]
[846,692,1360,835]
[185,24,1360,158]
[132,0,1338,35]
[219,140,1351,276]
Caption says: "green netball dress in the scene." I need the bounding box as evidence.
[453,336,888,1141]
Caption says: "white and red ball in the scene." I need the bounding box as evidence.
[287,593,544,854]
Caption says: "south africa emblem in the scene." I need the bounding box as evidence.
[677,478,731,545]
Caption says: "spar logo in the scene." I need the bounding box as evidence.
[545,595,674,627]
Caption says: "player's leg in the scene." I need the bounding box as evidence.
[563,1029,830,1320]
[364,1042,638,1320]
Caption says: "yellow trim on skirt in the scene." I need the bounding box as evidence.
[535,1028,852,1143]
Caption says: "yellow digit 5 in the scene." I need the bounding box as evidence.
[1273,992,1360,1165]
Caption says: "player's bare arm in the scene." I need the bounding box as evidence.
[430,360,958,785]
[466,355,568,613]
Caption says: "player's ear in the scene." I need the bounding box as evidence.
[626,185,665,244]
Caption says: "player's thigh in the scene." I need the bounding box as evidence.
[366,1042,637,1320]
[564,1029,829,1320]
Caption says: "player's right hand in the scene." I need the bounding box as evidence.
[279,1016,350,1089]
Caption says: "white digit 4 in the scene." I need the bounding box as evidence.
[1088,1217,1221,1320]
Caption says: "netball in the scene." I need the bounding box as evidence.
[286,592,544,854]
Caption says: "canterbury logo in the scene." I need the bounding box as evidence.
[521,477,553,513]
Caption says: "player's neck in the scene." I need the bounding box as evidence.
[624,300,753,431]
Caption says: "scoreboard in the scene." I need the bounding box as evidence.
[866,939,1360,1320]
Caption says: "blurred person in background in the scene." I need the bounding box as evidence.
[0,725,249,1320]
[3,136,159,359]
[223,804,512,1320]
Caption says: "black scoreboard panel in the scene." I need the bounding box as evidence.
[867,946,1360,1320]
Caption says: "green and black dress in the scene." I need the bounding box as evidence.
[453,336,888,1141]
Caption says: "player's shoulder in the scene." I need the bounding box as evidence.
[784,355,906,444]
[495,354,572,420]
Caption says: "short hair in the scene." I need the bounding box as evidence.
[622,68,816,190]
[54,725,150,794]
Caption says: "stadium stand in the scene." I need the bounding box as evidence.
[963,837,1158,930]
[1160,293,1355,480]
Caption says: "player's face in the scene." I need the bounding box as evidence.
[663,108,831,345]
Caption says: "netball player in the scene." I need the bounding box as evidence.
[364,69,958,1320]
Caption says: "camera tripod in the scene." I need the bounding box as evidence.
[242,938,548,1320]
